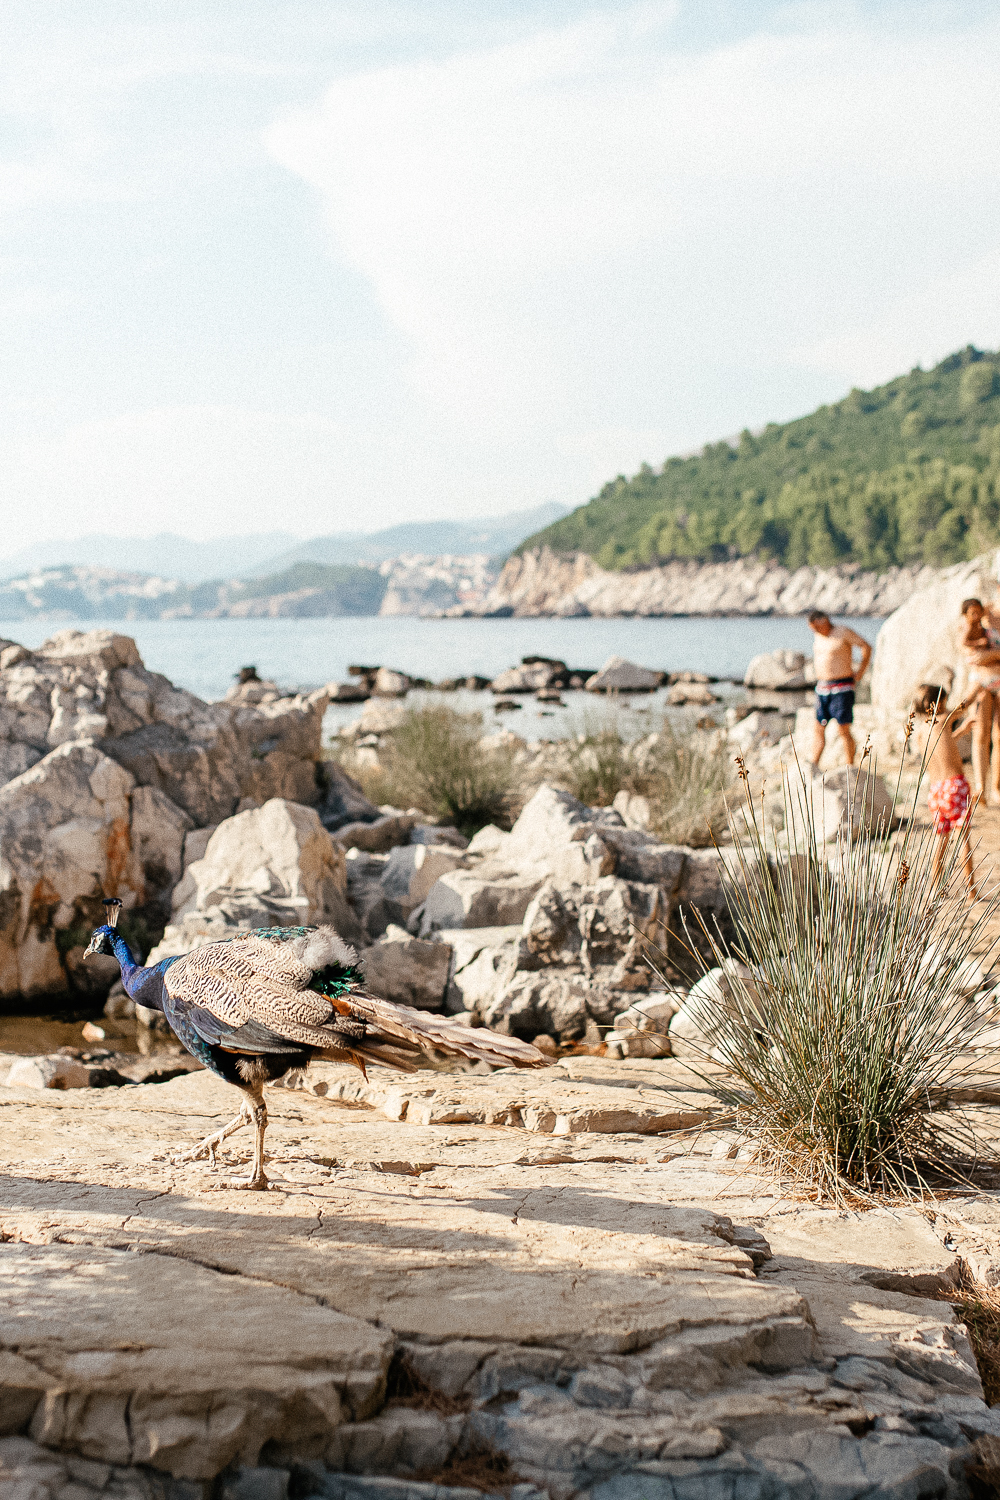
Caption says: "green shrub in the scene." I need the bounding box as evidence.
[670,750,1000,1200]
[341,706,516,837]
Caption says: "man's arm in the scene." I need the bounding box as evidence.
[845,628,872,683]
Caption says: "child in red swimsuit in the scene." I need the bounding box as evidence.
[913,683,983,898]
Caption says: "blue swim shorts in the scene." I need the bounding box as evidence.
[816,689,854,726]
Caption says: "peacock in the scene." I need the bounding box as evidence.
[84,897,547,1190]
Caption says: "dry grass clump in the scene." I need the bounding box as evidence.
[673,750,1000,1201]
[934,1272,1000,1408]
[561,719,731,847]
[340,705,517,836]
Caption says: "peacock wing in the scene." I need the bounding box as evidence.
[341,989,550,1069]
[163,936,337,1034]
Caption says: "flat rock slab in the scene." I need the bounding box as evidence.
[0,1069,996,1493]
[284,1058,716,1136]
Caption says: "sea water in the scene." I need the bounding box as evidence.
[8,614,884,707]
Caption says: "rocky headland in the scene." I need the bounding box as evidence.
[471,549,940,619]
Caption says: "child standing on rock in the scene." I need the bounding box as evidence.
[912,683,983,898]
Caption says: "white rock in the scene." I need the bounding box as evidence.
[612,790,652,829]
[872,549,999,711]
[585,656,663,693]
[420,869,546,933]
[466,823,510,855]
[380,844,465,915]
[0,742,142,999]
[744,648,815,690]
[359,699,407,734]
[171,798,346,921]
[6,1054,89,1089]
[666,681,718,706]
[129,785,193,913]
[183,825,217,869]
[362,925,453,1010]
[372,667,411,697]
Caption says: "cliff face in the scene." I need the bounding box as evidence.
[480,548,939,618]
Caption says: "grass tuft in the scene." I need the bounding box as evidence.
[665,747,1000,1202]
[339,705,517,837]
[560,718,731,847]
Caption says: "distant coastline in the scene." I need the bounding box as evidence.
[0,548,939,625]
[466,549,938,619]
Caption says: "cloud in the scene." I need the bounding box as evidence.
[266,3,1000,456]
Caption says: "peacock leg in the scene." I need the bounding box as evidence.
[218,1086,270,1191]
[172,1099,252,1168]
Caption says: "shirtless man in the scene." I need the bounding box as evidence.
[807,611,872,768]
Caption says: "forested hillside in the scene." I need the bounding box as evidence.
[523,347,1000,571]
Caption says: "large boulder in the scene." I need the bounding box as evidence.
[871,550,999,711]
[361,925,452,1010]
[420,868,546,933]
[0,629,332,826]
[152,799,363,960]
[0,743,142,998]
[380,844,465,917]
[490,659,566,694]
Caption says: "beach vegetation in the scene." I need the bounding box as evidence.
[663,749,1000,1200]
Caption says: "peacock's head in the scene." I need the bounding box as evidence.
[84,897,123,959]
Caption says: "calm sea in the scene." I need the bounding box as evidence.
[8,615,884,703]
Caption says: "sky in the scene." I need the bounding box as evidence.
[1,0,999,554]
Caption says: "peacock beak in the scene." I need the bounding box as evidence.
[83,935,101,959]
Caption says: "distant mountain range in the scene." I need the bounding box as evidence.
[0,503,569,585]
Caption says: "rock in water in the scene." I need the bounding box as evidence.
[744,648,816,690]
[585,656,664,693]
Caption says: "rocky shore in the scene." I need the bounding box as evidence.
[4,625,1000,1498]
[470,548,938,618]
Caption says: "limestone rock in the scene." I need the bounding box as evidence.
[491,660,565,694]
[380,844,466,916]
[371,667,411,697]
[668,960,760,1061]
[0,1240,390,1478]
[409,824,468,849]
[872,549,999,711]
[420,869,545,933]
[359,700,407,734]
[744,648,816,690]
[438,926,521,1014]
[665,681,718,706]
[361,926,452,1010]
[129,785,194,919]
[585,656,663,693]
[317,762,381,832]
[6,1054,90,1089]
[481,546,934,618]
[0,742,142,999]
[152,799,362,959]
[611,790,651,829]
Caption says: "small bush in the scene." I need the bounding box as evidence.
[560,719,731,848]
[341,706,516,837]
[668,748,1000,1201]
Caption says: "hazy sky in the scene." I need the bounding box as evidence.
[2,0,999,552]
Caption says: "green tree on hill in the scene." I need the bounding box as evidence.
[523,346,1000,570]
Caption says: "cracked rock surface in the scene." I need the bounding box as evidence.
[2,1068,999,1499]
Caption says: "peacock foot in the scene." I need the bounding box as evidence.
[214,1170,270,1191]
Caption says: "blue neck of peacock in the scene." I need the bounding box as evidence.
[111,933,146,996]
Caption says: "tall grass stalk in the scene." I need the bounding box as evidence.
[669,739,1000,1201]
